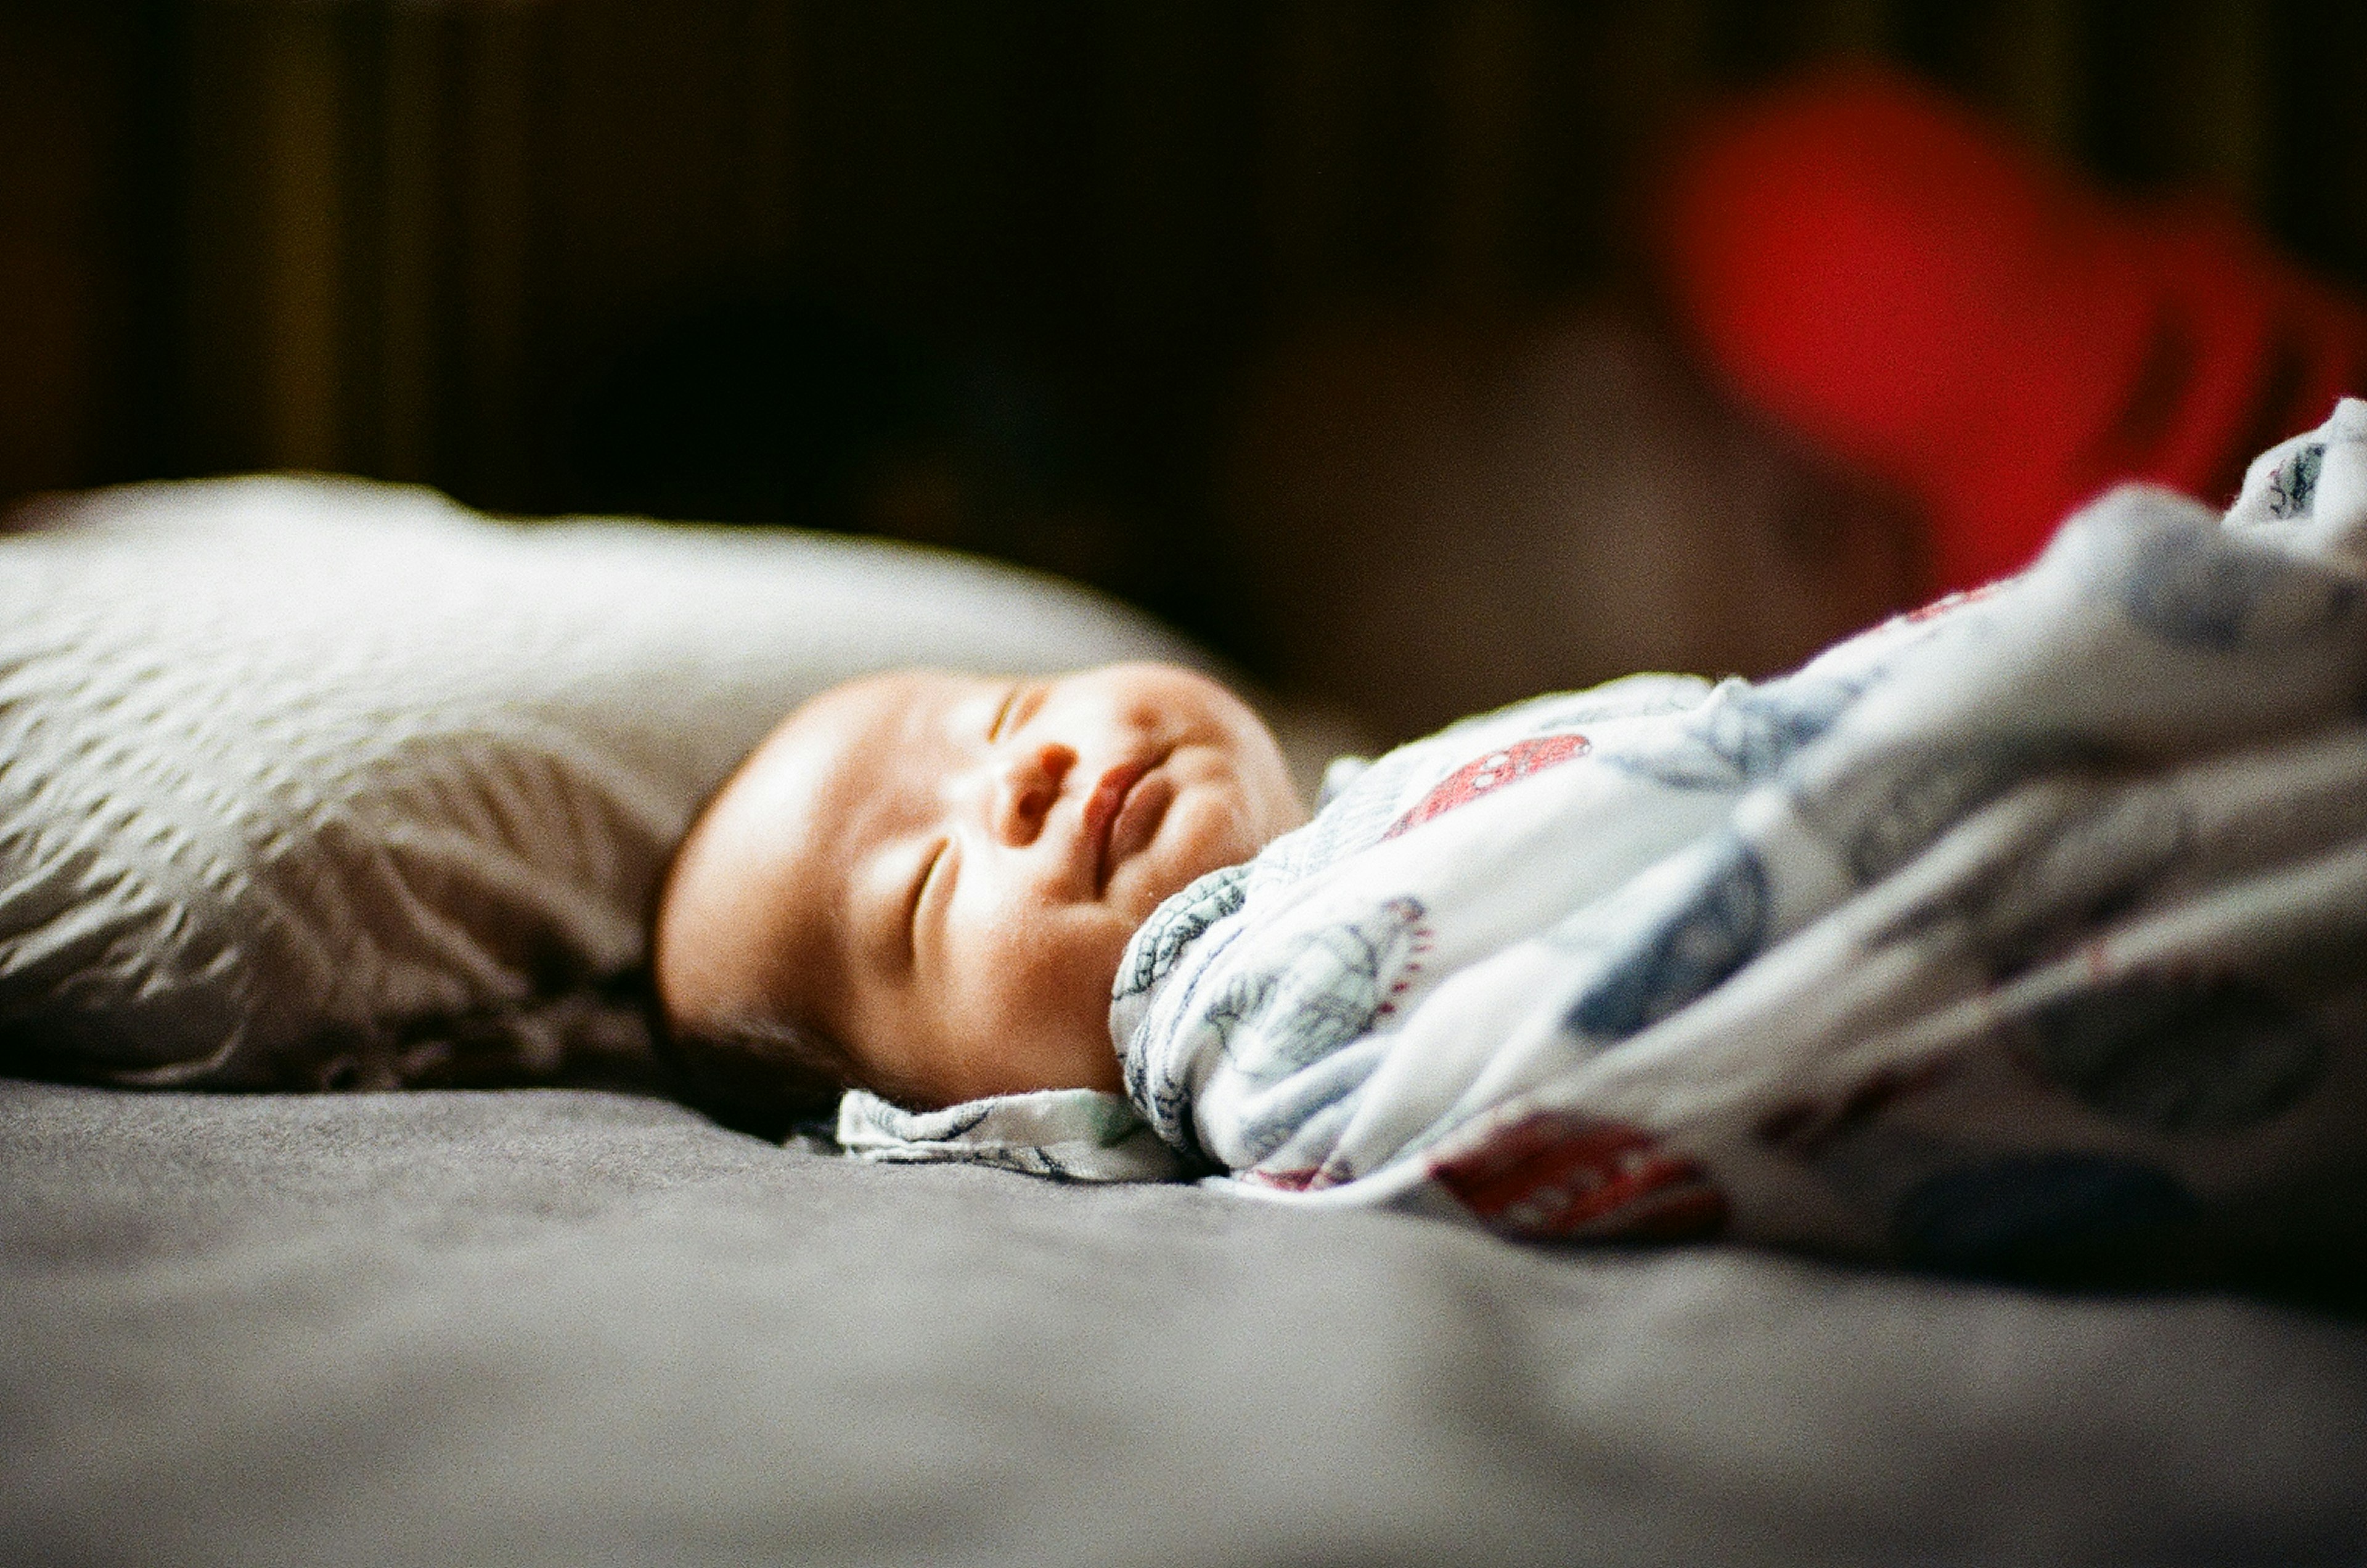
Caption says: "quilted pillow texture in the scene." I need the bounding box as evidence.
[0,476,1203,1090]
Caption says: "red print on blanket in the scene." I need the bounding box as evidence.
[1384,733,1590,840]
[1428,1110,1728,1240]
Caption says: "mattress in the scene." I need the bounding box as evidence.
[4,1076,2361,1566]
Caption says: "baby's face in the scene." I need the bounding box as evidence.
[656,663,1304,1109]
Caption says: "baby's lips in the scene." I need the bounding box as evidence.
[1102,770,1175,889]
[1082,759,1149,888]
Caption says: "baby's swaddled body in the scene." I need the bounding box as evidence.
[1116,671,1781,1189]
[846,401,2367,1275]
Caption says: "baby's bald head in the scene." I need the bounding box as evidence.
[652,663,1305,1120]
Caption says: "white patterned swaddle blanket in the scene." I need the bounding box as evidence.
[843,399,2367,1276]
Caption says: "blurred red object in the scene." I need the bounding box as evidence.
[1655,67,2367,593]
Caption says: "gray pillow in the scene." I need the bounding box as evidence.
[0,476,1206,1091]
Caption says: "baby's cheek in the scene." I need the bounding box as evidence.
[962,920,1126,1090]
[1152,790,1262,896]
[979,903,1119,1021]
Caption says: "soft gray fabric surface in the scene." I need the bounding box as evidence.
[3,1078,2363,1567]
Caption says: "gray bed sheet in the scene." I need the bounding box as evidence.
[3,1078,2362,1568]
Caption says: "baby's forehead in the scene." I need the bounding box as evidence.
[774,670,989,801]
[746,669,996,884]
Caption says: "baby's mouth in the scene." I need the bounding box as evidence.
[1086,757,1172,893]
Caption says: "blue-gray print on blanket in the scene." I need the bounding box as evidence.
[2021,974,2327,1132]
[2266,441,2324,519]
[1873,784,2189,981]
[1192,897,1430,1163]
[1201,897,1431,1080]
[1566,836,1766,1041]
[1601,678,1857,793]
[843,1099,1123,1183]
[1892,1153,2197,1278]
[1229,1037,1393,1168]
[1115,863,1251,1002]
[1125,1048,1201,1166]
[2119,520,2358,651]
[1799,740,2087,886]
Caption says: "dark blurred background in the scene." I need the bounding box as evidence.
[6,1,2365,737]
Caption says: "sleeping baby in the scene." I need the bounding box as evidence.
[655,401,2367,1279]
[652,662,1307,1117]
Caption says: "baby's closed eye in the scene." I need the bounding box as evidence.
[908,839,950,959]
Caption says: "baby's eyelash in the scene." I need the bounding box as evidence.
[1008,684,1049,735]
[990,682,1050,743]
[904,847,942,957]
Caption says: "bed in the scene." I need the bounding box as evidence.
[2,478,2363,1566]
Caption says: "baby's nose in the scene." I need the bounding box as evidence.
[992,741,1077,845]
